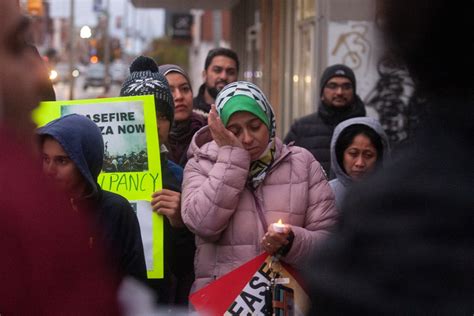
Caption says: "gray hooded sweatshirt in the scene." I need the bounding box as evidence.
[329,117,390,210]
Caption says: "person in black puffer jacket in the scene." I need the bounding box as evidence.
[284,64,366,177]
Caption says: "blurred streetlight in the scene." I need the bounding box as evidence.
[49,69,58,81]
[80,25,92,39]
[72,69,80,78]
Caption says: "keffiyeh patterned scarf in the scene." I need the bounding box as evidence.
[215,81,277,189]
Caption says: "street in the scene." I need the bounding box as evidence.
[53,75,121,101]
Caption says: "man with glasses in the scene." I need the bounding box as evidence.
[284,64,366,177]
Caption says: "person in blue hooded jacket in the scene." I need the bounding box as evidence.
[38,114,147,282]
[329,117,390,210]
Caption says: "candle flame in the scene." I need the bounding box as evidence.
[277,219,283,225]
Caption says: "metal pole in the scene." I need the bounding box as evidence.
[212,10,222,47]
[123,0,129,53]
[133,8,139,53]
[68,0,75,100]
[103,0,111,93]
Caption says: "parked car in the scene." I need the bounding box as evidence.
[83,63,109,90]
[49,62,79,84]
[110,61,129,85]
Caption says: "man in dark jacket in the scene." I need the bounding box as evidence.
[193,47,239,115]
[284,64,366,176]
[306,0,474,314]
[38,114,147,282]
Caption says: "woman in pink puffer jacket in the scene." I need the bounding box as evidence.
[182,81,337,293]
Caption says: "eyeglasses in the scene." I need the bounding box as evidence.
[325,82,353,91]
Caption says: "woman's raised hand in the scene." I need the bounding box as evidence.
[208,104,243,148]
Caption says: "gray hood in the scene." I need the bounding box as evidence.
[330,117,390,189]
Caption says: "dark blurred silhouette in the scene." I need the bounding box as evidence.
[29,44,56,102]
[0,1,119,314]
[306,0,474,314]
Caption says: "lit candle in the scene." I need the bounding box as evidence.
[272,219,286,233]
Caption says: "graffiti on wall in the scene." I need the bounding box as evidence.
[328,21,379,101]
[330,23,372,73]
[329,21,424,145]
[365,57,426,144]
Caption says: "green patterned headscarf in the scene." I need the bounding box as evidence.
[215,81,276,189]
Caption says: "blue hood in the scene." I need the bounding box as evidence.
[38,114,104,196]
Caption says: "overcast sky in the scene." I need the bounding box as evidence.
[48,0,165,40]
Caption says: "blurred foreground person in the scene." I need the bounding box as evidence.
[306,0,474,314]
[29,44,56,101]
[0,1,119,314]
[182,81,337,292]
[329,117,390,209]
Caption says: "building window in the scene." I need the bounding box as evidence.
[280,0,317,135]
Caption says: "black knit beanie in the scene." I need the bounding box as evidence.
[320,64,357,96]
[120,56,174,124]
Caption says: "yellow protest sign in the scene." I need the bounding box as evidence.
[33,95,164,279]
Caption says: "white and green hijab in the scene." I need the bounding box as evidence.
[215,81,277,189]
